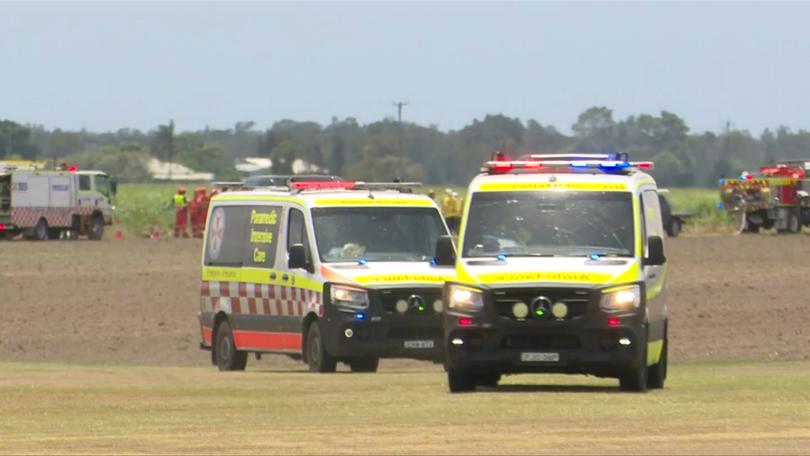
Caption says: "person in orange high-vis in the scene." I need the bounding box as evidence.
[173,187,190,238]
[190,187,209,239]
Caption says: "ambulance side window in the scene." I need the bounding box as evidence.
[204,206,250,267]
[79,175,91,191]
[287,208,311,263]
[641,190,664,239]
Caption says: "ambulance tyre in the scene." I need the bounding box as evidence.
[447,367,476,393]
[349,357,379,373]
[647,325,668,390]
[619,330,648,393]
[306,323,337,373]
[88,214,104,240]
[214,321,247,371]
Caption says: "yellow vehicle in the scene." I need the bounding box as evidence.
[198,180,453,373]
[434,154,668,392]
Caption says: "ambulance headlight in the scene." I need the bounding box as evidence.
[330,285,369,310]
[600,285,641,312]
[447,285,484,310]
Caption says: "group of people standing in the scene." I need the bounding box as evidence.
[427,188,464,234]
[172,187,217,238]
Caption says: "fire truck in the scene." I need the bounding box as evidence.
[0,161,116,240]
[719,160,810,233]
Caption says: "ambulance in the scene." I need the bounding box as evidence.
[436,154,668,392]
[198,181,453,372]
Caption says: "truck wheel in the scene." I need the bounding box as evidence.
[619,331,648,392]
[306,322,337,373]
[668,219,681,237]
[88,214,104,240]
[214,321,247,371]
[475,372,501,388]
[349,357,379,373]
[447,367,476,393]
[647,325,668,389]
[32,218,49,241]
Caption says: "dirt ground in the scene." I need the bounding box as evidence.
[1,235,809,367]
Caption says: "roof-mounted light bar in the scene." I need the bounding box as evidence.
[483,159,653,174]
[289,181,422,192]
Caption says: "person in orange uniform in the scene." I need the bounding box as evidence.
[173,187,190,238]
[190,187,210,239]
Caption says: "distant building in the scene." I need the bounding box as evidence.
[147,158,214,181]
[234,157,273,174]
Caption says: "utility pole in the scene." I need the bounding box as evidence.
[392,101,409,179]
[393,101,409,124]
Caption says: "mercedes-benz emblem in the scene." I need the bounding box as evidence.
[408,294,425,309]
[531,296,553,317]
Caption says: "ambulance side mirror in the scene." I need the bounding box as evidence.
[434,235,456,266]
[645,236,666,266]
[110,178,118,196]
[288,244,310,272]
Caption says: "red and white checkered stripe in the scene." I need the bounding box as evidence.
[11,207,93,228]
[200,281,323,317]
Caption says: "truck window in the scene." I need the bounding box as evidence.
[204,205,282,268]
[79,175,91,191]
[94,174,110,197]
[287,208,311,262]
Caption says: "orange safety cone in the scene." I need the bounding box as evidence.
[150,220,162,239]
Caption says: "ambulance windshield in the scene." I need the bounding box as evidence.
[312,207,447,263]
[462,191,635,258]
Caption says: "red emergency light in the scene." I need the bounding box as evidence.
[607,317,620,327]
[458,317,474,326]
[290,181,356,190]
[68,165,78,172]
[0,224,6,231]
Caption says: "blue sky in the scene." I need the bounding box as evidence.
[1,1,809,134]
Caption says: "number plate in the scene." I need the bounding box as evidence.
[404,340,435,349]
[520,352,560,362]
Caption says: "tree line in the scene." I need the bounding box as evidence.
[3,108,810,186]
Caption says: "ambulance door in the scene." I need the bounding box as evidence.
[277,204,319,353]
[640,189,667,349]
[237,202,288,352]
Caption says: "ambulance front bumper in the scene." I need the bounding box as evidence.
[444,285,647,377]
[321,288,445,362]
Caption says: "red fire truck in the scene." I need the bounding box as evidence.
[720,160,810,233]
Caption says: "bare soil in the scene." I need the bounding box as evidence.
[1,235,809,367]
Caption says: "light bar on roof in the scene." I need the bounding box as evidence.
[290,181,357,190]
[483,159,653,174]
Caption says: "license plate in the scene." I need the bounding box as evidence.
[404,340,435,349]
[520,352,560,362]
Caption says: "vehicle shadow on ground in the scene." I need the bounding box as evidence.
[478,384,620,394]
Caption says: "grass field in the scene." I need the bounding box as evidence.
[112,184,732,237]
[2,361,809,454]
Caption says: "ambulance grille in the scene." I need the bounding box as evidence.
[492,288,592,320]
[379,288,443,316]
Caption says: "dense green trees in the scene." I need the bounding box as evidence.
[4,109,810,186]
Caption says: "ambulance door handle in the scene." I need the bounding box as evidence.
[281,274,289,282]
[269,272,277,280]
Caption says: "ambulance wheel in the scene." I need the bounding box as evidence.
[733,211,747,234]
[475,372,501,388]
[88,214,104,240]
[306,323,337,373]
[619,331,648,392]
[647,328,668,390]
[214,321,247,371]
[349,357,379,373]
[447,367,476,393]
